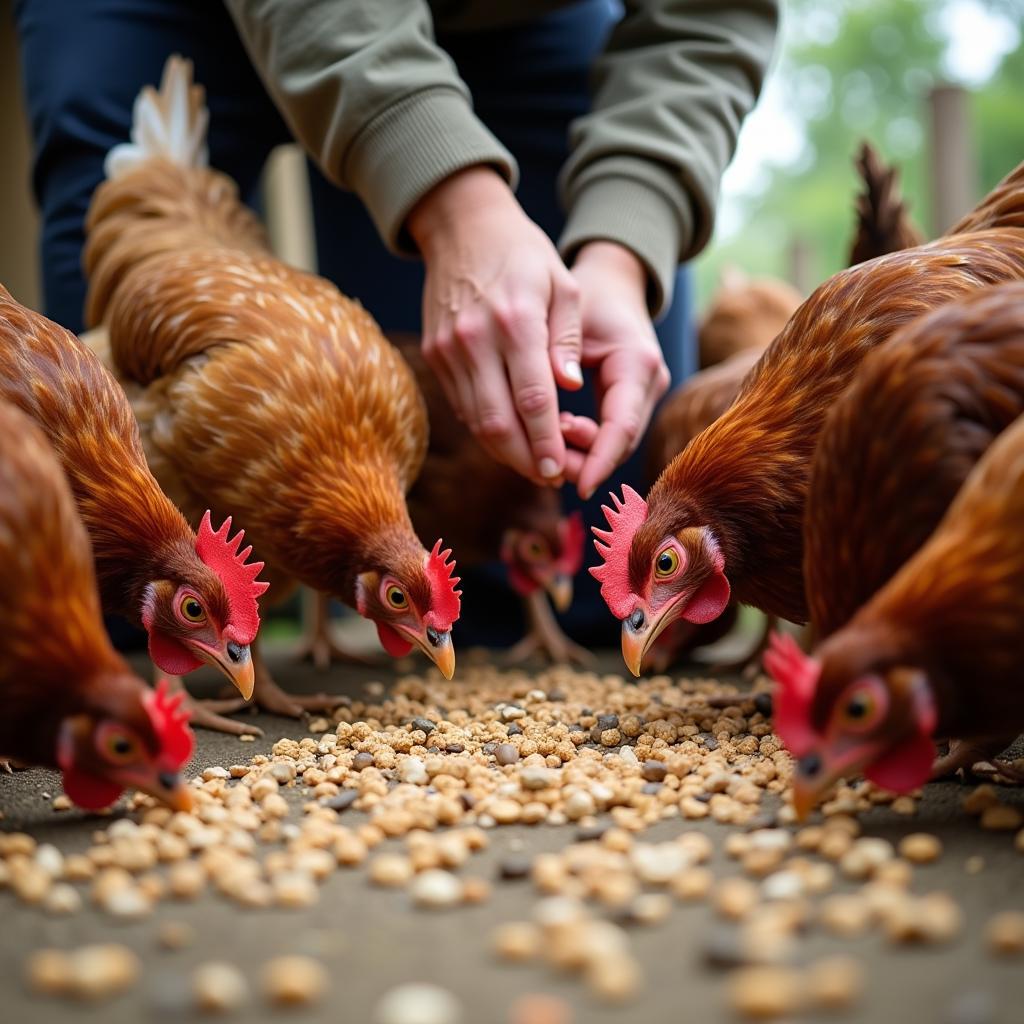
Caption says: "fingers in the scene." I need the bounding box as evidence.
[501,303,566,482]
[560,412,599,450]
[548,272,584,392]
[575,351,669,500]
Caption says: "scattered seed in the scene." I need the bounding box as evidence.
[261,955,328,1007]
[985,911,1024,956]
[899,833,943,864]
[375,983,463,1024]
[980,804,1023,831]
[193,961,250,1013]
[806,955,864,1010]
[492,922,542,962]
[727,966,803,1019]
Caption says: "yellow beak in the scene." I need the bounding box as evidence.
[545,575,573,614]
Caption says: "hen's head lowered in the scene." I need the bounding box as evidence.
[764,631,937,819]
[141,511,268,701]
[590,486,731,676]
[502,511,585,612]
[58,677,194,812]
[356,539,461,679]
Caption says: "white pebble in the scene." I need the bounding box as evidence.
[520,766,555,791]
[762,871,805,902]
[399,758,429,786]
[44,884,83,915]
[375,983,463,1024]
[35,844,65,878]
[202,766,231,781]
[410,870,463,909]
[103,886,152,920]
[618,746,639,766]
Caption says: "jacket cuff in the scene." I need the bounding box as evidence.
[559,162,694,317]
[344,87,518,255]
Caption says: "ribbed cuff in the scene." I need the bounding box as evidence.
[344,87,518,255]
[559,169,693,318]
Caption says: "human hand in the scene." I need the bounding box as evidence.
[561,241,671,499]
[407,167,584,485]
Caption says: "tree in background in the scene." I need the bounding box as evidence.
[695,0,1024,302]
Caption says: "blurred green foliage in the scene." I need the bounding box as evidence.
[694,0,1024,304]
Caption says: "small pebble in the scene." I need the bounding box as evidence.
[495,744,520,766]
[261,955,329,1007]
[411,717,436,734]
[806,956,864,1010]
[985,911,1024,956]
[325,789,359,812]
[980,804,1023,831]
[899,833,943,864]
[499,856,532,881]
[410,870,463,909]
[52,795,73,812]
[44,884,83,916]
[157,921,196,951]
[375,983,463,1024]
[727,965,802,1019]
[492,922,541,962]
[399,757,429,786]
[192,961,250,1013]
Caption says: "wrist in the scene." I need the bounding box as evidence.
[573,241,649,300]
[407,166,515,255]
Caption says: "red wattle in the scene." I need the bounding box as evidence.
[507,565,539,598]
[148,632,204,676]
[864,730,935,794]
[61,769,124,811]
[376,622,414,658]
[681,571,731,625]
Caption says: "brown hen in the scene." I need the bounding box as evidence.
[769,283,1024,815]
[0,399,194,811]
[592,159,1024,676]
[0,286,262,732]
[398,338,588,665]
[82,58,460,720]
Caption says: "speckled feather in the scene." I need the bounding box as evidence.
[831,408,1024,740]
[639,186,1024,625]
[0,288,209,621]
[83,136,429,606]
[807,283,1024,639]
[0,400,156,768]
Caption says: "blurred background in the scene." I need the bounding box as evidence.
[2,0,1023,312]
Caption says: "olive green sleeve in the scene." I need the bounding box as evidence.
[223,0,518,251]
[559,1,779,315]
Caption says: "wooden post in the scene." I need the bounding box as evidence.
[788,236,814,295]
[263,144,318,273]
[928,84,977,235]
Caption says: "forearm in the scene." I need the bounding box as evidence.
[224,0,517,252]
[559,0,780,315]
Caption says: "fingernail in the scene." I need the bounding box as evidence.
[539,457,560,479]
[564,360,583,385]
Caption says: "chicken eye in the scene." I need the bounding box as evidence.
[654,547,679,578]
[179,596,206,623]
[104,732,138,764]
[845,693,872,721]
[385,585,408,610]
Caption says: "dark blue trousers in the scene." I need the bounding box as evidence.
[14,0,695,646]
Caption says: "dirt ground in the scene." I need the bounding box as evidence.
[2,647,1023,1024]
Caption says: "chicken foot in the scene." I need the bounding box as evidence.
[160,674,263,737]
[932,734,1024,784]
[251,637,343,718]
[295,590,379,669]
[504,590,595,667]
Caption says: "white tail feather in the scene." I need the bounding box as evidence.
[105,55,209,179]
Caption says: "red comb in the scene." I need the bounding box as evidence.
[143,678,194,769]
[589,485,648,619]
[763,631,820,757]
[555,511,586,576]
[195,510,269,645]
[424,539,462,630]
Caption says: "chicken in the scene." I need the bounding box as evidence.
[766,283,1024,815]
[592,158,1024,676]
[82,57,461,720]
[0,399,194,811]
[0,286,264,734]
[848,141,925,266]
[396,339,588,665]
[698,267,802,369]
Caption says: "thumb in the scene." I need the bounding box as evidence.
[548,273,583,391]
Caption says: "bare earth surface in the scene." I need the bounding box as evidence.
[1,646,1023,1024]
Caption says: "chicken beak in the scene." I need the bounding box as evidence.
[545,575,573,614]
[413,627,456,680]
[141,771,194,813]
[789,751,838,822]
[189,639,255,701]
[621,601,679,678]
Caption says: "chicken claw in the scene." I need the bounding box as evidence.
[160,675,263,736]
[931,735,1022,782]
[295,591,380,670]
[253,639,341,718]
[504,590,596,667]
